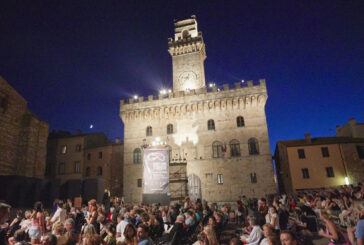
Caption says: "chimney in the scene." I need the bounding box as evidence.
[115,137,120,143]
[77,129,82,135]
[304,133,311,144]
[348,118,356,126]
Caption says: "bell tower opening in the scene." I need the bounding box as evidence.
[168,16,206,92]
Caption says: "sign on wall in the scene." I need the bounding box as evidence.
[143,147,169,194]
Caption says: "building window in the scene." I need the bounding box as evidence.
[98,152,103,159]
[321,147,330,157]
[248,138,259,155]
[60,145,67,154]
[301,168,310,179]
[237,116,245,127]
[230,139,241,157]
[298,149,306,159]
[75,144,82,152]
[133,148,142,164]
[212,141,223,158]
[207,119,215,130]
[74,161,80,173]
[217,174,223,184]
[146,126,152,136]
[250,173,257,183]
[58,163,65,175]
[87,153,91,160]
[97,166,103,176]
[85,167,91,177]
[326,167,335,178]
[137,179,142,187]
[357,145,364,159]
[167,124,173,134]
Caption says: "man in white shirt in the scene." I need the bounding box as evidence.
[116,212,130,241]
[51,201,67,225]
[241,216,263,245]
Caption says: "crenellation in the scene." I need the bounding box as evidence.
[223,84,229,91]
[247,80,253,87]
[148,95,153,101]
[234,82,241,89]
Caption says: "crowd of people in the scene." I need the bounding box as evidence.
[0,183,363,245]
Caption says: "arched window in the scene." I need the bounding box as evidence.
[230,139,241,157]
[167,124,173,134]
[182,30,189,38]
[146,126,152,136]
[237,116,245,127]
[212,141,223,158]
[248,138,259,155]
[133,148,142,164]
[85,167,91,177]
[97,166,103,176]
[207,119,215,130]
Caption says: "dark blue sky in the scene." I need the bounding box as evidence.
[1,0,363,152]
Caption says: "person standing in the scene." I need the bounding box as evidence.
[29,201,45,244]
[51,200,66,225]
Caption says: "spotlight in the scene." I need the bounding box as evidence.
[155,137,161,142]
[160,89,167,95]
[168,89,172,93]
[241,80,245,83]
[345,177,349,185]
[133,95,138,100]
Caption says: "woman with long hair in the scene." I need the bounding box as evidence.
[29,201,45,244]
[122,224,137,245]
[318,210,350,245]
[86,199,99,232]
[82,224,104,245]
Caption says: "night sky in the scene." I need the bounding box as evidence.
[1,0,363,152]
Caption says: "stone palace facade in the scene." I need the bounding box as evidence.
[120,17,276,203]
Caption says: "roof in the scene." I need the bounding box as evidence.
[277,136,364,147]
[48,131,107,140]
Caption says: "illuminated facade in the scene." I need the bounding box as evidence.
[120,16,276,203]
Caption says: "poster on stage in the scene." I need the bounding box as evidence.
[143,147,169,194]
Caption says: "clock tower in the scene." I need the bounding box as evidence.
[168,16,206,92]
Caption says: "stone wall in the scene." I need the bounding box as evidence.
[0,76,49,178]
[341,142,364,185]
[121,80,276,203]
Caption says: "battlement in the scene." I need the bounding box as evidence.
[120,79,267,106]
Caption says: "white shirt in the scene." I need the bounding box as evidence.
[259,238,269,245]
[51,207,66,224]
[246,225,263,245]
[116,219,129,240]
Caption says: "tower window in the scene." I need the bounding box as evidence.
[217,174,223,184]
[146,126,152,136]
[298,149,306,159]
[321,147,330,157]
[137,179,142,187]
[167,124,173,134]
[237,116,245,127]
[326,167,335,178]
[98,152,103,159]
[301,168,310,179]
[207,119,215,130]
[229,139,241,157]
[87,153,91,160]
[248,138,259,155]
[250,173,257,183]
[212,141,223,158]
[133,148,142,164]
[0,95,7,114]
[182,30,189,39]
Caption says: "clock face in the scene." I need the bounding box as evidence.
[178,71,197,90]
